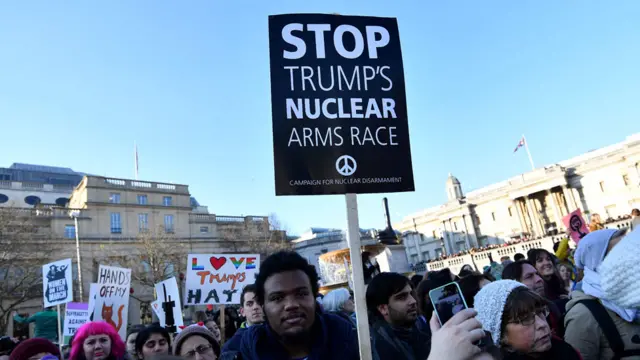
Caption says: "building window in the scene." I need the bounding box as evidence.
[138,213,149,232]
[164,215,174,233]
[110,213,122,233]
[109,193,121,204]
[423,251,430,261]
[623,174,630,186]
[599,181,605,193]
[200,226,209,233]
[137,195,148,205]
[163,196,172,206]
[24,195,41,206]
[64,225,76,239]
[508,207,513,217]
[454,222,458,231]
[491,212,496,221]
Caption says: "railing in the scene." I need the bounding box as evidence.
[2,207,88,219]
[188,214,269,224]
[0,181,74,192]
[413,218,635,275]
[97,177,187,194]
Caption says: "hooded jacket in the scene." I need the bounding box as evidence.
[564,290,640,360]
[224,312,358,360]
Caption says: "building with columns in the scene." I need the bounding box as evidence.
[396,133,640,264]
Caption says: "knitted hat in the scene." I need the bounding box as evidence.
[9,338,61,360]
[600,228,640,308]
[172,324,220,357]
[473,279,527,346]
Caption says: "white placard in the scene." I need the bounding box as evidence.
[185,254,260,305]
[154,277,184,329]
[63,302,89,338]
[93,265,131,340]
[87,283,99,319]
[150,299,164,324]
[42,259,73,308]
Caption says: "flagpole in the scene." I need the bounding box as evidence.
[523,134,535,171]
[134,142,139,180]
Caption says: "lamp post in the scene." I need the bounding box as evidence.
[69,210,83,301]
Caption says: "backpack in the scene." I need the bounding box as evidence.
[575,299,640,360]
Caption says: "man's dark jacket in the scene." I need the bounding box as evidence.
[220,312,359,360]
[370,319,431,360]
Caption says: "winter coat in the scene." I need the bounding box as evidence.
[223,313,358,360]
[502,336,582,360]
[564,290,640,360]
[370,320,431,360]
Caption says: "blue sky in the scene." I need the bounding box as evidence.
[1,1,638,235]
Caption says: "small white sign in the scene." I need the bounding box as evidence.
[93,265,132,340]
[63,302,90,337]
[42,259,73,308]
[154,277,184,330]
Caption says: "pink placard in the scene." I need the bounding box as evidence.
[563,209,589,243]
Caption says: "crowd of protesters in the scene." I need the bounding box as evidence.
[2,224,640,360]
[420,213,636,264]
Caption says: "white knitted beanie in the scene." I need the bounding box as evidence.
[473,279,527,346]
[600,228,640,308]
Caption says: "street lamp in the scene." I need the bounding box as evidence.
[69,210,83,301]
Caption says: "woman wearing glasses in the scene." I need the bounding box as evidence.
[173,324,220,360]
[474,280,581,359]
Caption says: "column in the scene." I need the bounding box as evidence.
[441,221,450,255]
[548,190,563,230]
[462,215,472,249]
[525,197,543,237]
[513,199,526,235]
[562,186,577,212]
[448,219,458,251]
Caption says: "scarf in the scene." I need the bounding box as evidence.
[574,229,638,322]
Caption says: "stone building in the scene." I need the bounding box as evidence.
[1,174,273,337]
[396,133,640,264]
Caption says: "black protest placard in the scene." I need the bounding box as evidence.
[268,14,415,196]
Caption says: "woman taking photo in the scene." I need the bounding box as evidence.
[69,322,126,360]
[134,326,171,360]
[474,280,581,359]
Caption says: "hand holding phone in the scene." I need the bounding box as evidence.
[429,281,469,326]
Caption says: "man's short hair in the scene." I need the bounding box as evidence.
[514,253,525,261]
[366,272,411,319]
[254,251,319,305]
[632,208,640,217]
[240,284,258,306]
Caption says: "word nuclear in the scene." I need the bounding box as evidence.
[282,23,390,60]
[288,126,397,147]
[286,98,396,120]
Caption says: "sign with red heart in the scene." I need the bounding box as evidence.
[209,256,227,270]
[185,253,261,305]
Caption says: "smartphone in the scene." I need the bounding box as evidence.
[429,281,468,326]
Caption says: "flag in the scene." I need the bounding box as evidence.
[513,137,525,153]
